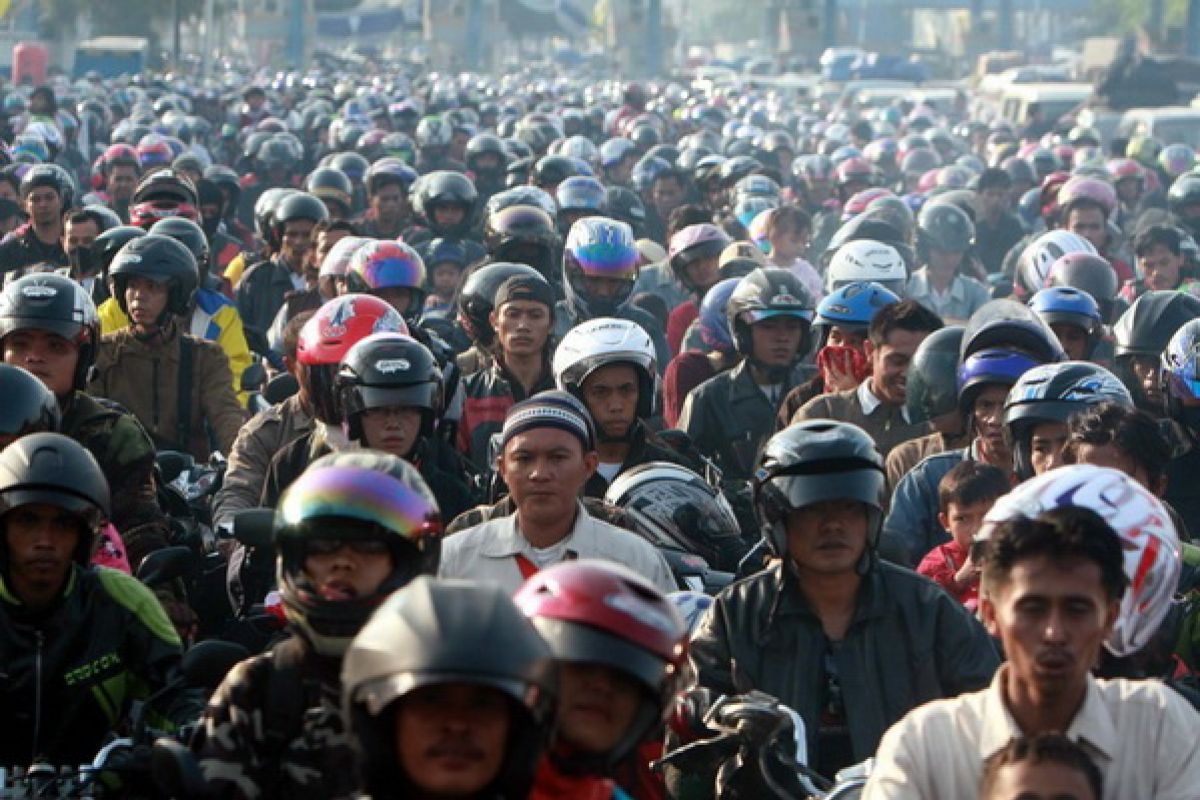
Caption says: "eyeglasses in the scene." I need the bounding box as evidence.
[304,538,390,557]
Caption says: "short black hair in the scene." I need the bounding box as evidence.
[977,167,1012,193]
[66,209,105,230]
[981,506,1128,602]
[980,733,1102,800]
[1062,402,1171,488]
[868,298,943,347]
[1134,224,1183,258]
[938,461,1010,513]
[652,167,686,189]
[282,310,315,362]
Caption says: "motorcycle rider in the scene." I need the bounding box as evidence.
[688,420,998,779]
[0,433,199,764]
[192,451,443,799]
[356,159,417,239]
[0,164,72,275]
[0,272,170,566]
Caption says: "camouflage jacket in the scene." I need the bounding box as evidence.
[190,634,358,800]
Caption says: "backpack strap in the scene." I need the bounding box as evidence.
[260,636,308,762]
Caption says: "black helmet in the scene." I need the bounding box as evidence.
[82,203,122,232]
[0,273,100,391]
[1045,252,1120,323]
[530,154,581,189]
[603,186,648,238]
[1003,361,1133,479]
[605,462,745,572]
[20,163,75,210]
[465,132,508,177]
[719,155,762,188]
[341,576,555,800]
[108,234,199,319]
[276,451,442,657]
[457,262,547,348]
[917,202,975,256]
[726,268,814,363]
[0,364,60,441]
[413,171,478,237]
[131,167,197,208]
[254,187,296,243]
[91,225,147,276]
[272,191,329,243]
[1112,290,1200,409]
[484,185,557,219]
[304,166,353,216]
[365,159,417,196]
[337,333,443,443]
[483,205,559,281]
[904,325,965,424]
[1167,173,1200,217]
[256,136,300,173]
[754,420,885,558]
[329,151,370,184]
[204,163,241,209]
[960,299,1066,363]
[0,432,110,565]
[149,217,211,282]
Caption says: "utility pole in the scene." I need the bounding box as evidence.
[644,0,662,77]
[823,0,836,50]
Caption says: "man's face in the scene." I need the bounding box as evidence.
[581,275,629,301]
[359,405,423,459]
[866,328,928,405]
[651,177,684,218]
[107,165,139,202]
[1065,207,1106,251]
[25,187,62,227]
[498,428,597,528]
[314,227,349,271]
[280,219,316,267]
[608,155,635,185]
[1070,442,1152,491]
[979,186,1009,218]
[1137,244,1182,292]
[684,256,720,295]
[1048,322,1090,361]
[982,554,1117,704]
[371,183,406,223]
[1130,356,1163,411]
[3,328,80,397]
[125,275,170,329]
[491,300,551,359]
[927,248,964,282]
[3,503,81,605]
[972,384,1011,461]
[64,218,100,253]
[984,759,1098,800]
[302,537,394,600]
[784,499,869,575]
[750,316,805,369]
[394,683,511,796]
[432,204,466,228]
[581,363,640,442]
[557,662,643,754]
[1030,421,1070,476]
[1115,176,1142,205]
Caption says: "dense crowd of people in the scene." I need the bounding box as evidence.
[0,58,1198,799]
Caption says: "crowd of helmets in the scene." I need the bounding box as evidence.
[3,63,1200,797]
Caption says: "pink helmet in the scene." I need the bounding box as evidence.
[1058,176,1117,217]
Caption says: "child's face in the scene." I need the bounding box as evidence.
[430,262,462,298]
[939,500,991,548]
[768,225,808,260]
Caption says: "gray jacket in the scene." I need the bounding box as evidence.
[213,393,312,527]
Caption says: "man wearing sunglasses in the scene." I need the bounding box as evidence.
[191,451,443,799]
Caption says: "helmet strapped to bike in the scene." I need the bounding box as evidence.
[754,420,885,560]
[345,240,427,322]
[514,560,686,770]
[342,576,556,800]
[978,464,1180,657]
[108,233,199,322]
[553,317,659,421]
[0,273,100,392]
[337,333,443,444]
[562,216,639,318]
[1003,361,1133,479]
[605,461,745,572]
[276,451,442,657]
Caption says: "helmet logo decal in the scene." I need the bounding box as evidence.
[324,298,355,337]
[771,288,800,306]
[603,592,677,636]
[21,284,57,299]
[374,358,411,374]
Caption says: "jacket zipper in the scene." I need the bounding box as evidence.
[32,629,43,762]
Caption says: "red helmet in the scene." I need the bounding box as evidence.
[100,143,140,174]
[842,187,893,219]
[514,560,686,765]
[1106,157,1144,183]
[1038,170,1072,223]
[834,156,873,187]
[1058,175,1117,218]
[297,294,409,423]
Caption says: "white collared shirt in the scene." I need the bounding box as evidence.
[857,379,912,424]
[863,665,1200,800]
[438,500,676,594]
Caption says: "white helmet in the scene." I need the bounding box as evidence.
[553,317,659,419]
[979,464,1181,657]
[826,239,907,296]
[319,235,370,279]
[1016,230,1097,300]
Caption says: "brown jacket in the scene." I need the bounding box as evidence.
[884,431,971,504]
[90,323,247,460]
[792,385,933,458]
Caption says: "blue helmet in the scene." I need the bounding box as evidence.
[1028,286,1101,335]
[555,175,607,214]
[1162,319,1200,441]
[814,281,900,342]
[956,347,1042,413]
[698,277,742,353]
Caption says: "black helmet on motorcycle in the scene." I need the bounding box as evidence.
[276,451,442,657]
[726,267,814,363]
[330,151,370,185]
[754,420,885,559]
[1045,252,1120,323]
[457,262,548,348]
[342,576,555,800]
[271,191,329,247]
[1003,361,1133,479]
[531,154,582,190]
[605,461,744,572]
[149,217,211,284]
[0,364,60,441]
[603,185,647,237]
[91,225,147,276]
[466,132,509,179]
[917,202,974,257]
[253,187,296,242]
[1112,290,1200,410]
[413,171,478,237]
[960,299,1066,364]
[484,205,560,282]
[20,163,76,210]
[204,164,241,211]
[0,273,100,392]
[903,325,965,424]
[337,333,443,444]
[0,432,110,565]
[108,233,198,319]
[304,166,354,217]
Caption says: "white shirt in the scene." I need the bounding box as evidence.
[438,501,677,594]
[857,378,912,423]
[863,665,1200,800]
